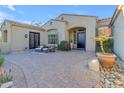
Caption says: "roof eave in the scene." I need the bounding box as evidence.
[110,5,124,26]
[4,19,45,31]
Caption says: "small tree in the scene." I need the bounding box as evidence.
[96,36,112,53]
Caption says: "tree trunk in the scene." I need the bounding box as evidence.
[100,41,105,53]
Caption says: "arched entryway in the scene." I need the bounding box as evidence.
[68,27,86,49]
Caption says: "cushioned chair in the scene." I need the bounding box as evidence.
[35,46,43,52]
[43,48,48,53]
[48,46,56,52]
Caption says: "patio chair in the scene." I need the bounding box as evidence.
[43,48,48,53]
[35,46,43,52]
[48,46,56,52]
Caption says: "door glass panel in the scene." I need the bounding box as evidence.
[77,32,85,48]
[35,34,39,48]
[30,33,35,49]
[29,32,40,49]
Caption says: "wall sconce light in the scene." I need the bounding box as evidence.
[25,34,28,38]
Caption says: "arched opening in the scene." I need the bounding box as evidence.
[68,27,86,49]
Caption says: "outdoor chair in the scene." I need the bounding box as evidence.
[35,46,44,52]
[48,46,56,52]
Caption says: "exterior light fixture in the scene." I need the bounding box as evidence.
[25,34,28,38]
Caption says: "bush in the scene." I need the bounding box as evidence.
[0,55,4,67]
[96,39,112,53]
[0,74,12,84]
[58,41,71,51]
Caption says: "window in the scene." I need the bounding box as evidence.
[48,30,58,44]
[48,34,58,44]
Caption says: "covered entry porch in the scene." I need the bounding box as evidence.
[68,27,86,49]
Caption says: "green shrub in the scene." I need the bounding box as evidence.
[96,39,112,53]
[58,41,71,51]
[0,55,4,67]
[0,74,12,83]
[96,41,101,52]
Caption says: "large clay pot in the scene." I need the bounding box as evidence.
[0,67,3,80]
[97,53,117,68]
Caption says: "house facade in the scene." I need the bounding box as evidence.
[42,14,97,51]
[0,20,46,53]
[1,5,124,59]
[110,5,124,61]
[0,14,97,53]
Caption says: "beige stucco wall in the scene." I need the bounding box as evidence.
[1,22,12,43]
[0,22,12,53]
[57,15,97,51]
[113,10,124,60]
[0,42,10,53]
[10,26,46,51]
[1,21,46,52]
[42,20,67,45]
[43,15,97,51]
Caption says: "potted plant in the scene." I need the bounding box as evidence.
[0,55,4,80]
[96,35,117,68]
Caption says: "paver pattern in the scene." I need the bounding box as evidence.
[5,50,100,88]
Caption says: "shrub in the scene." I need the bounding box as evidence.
[0,74,12,84]
[58,41,71,51]
[96,38,112,53]
[0,55,4,67]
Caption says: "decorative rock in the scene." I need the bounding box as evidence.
[88,59,99,72]
[99,81,104,88]
[114,80,124,86]
[121,63,124,69]
[114,85,123,88]
[111,84,123,88]
[98,59,124,88]
[108,78,114,82]
[0,81,14,88]
[94,83,101,88]
[120,76,124,81]
[105,79,111,88]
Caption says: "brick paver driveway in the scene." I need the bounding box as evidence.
[5,50,100,88]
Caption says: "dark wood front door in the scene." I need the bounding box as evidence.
[29,32,40,49]
[77,32,85,49]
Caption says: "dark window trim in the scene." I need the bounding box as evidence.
[29,32,40,49]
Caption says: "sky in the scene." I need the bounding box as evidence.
[0,5,116,24]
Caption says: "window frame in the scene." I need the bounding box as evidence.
[48,32,58,44]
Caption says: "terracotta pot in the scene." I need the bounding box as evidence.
[97,53,117,68]
[0,67,3,80]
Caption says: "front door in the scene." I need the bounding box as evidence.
[77,32,85,49]
[29,32,40,49]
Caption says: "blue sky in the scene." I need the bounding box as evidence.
[0,5,116,24]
